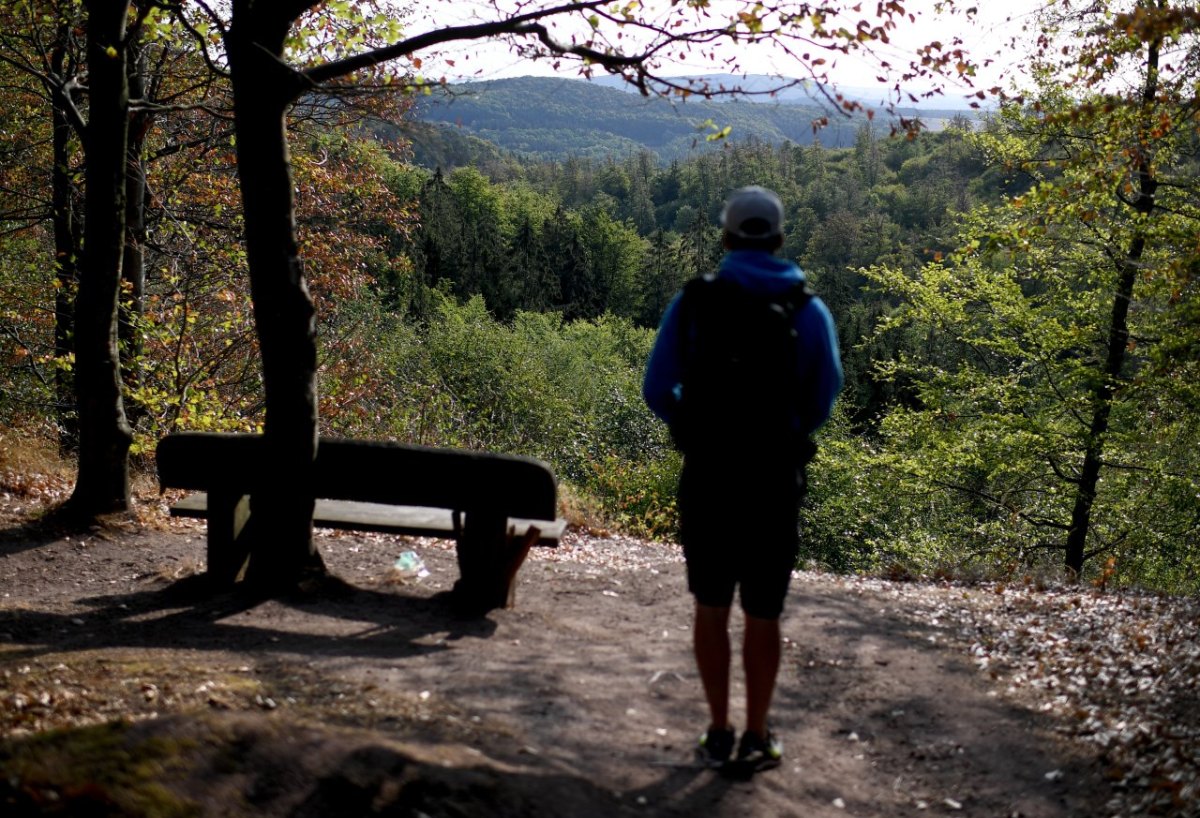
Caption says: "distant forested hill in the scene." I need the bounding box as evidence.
[404,76,974,166]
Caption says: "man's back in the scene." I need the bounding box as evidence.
[670,275,813,460]
[642,250,842,447]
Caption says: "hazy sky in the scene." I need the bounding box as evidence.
[412,0,1046,101]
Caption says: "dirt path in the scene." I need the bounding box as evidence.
[0,510,1120,816]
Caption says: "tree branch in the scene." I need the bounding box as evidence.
[168,0,232,79]
[52,76,88,136]
[922,474,1072,532]
[302,3,614,87]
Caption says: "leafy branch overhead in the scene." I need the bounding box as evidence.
[181,1,986,115]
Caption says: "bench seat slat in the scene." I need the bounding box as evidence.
[170,492,564,545]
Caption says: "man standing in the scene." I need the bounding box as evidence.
[643,186,842,774]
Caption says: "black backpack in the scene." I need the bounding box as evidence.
[671,276,814,460]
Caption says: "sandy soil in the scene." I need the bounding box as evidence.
[0,484,1137,818]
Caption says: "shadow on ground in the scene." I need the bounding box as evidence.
[0,527,1116,817]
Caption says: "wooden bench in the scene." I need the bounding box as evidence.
[156,432,566,612]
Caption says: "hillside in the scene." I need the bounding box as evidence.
[587,72,986,113]
[408,75,976,164]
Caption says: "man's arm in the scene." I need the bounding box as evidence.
[799,297,844,433]
[642,294,686,424]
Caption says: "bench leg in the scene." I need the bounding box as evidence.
[453,511,512,615]
[206,491,252,587]
[501,525,541,609]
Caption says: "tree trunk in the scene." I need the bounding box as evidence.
[1063,37,1160,577]
[1064,252,1140,576]
[69,0,134,516]
[227,3,324,591]
[51,39,81,453]
[120,39,149,424]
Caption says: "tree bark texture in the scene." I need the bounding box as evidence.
[227,1,325,589]
[69,0,133,515]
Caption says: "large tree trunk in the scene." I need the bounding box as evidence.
[1063,37,1160,577]
[69,0,134,516]
[226,3,324,591]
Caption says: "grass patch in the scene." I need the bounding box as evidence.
[0,719,200,817]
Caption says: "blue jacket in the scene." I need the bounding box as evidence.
[642,250,843,437]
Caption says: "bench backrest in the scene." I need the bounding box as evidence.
[156,433,558,521]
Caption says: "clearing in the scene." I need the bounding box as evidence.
[0,471,1196,817]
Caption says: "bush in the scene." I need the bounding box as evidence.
[338,289,679,535]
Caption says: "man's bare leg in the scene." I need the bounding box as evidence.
[743,612,782,737]
[694,602,732,729]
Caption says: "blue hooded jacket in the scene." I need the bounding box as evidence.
[642,250,843,437]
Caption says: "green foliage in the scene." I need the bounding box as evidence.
[398,127,990,358]
[791,2,1200,591]
[852,241,1200,588]
[582,451,680,539]
[0,231,56,428]
[798,410,898,573]
[852,111,1200,588]
[2,0,1195,591]
[337,289,675,534]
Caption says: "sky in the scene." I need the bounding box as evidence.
[409,0,1049,104]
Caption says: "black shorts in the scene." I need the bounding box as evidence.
[677,455,804,620]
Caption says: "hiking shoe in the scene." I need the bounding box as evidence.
[696,726,736,767]
[733,730,783,774]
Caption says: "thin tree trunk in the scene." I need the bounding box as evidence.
[1064,36,1161,577]
[227,4,324,591]
[121,40,149,421]
[1064,250,1141,576]
[120,143,146,392]
[51,38,81,452]
[69,0,134,516]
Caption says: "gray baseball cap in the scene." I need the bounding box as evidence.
[720,185,784,238]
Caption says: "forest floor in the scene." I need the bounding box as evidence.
[0,459,1197,817]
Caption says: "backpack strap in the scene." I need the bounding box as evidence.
[675,276,720,356]
[779,280,815,316]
